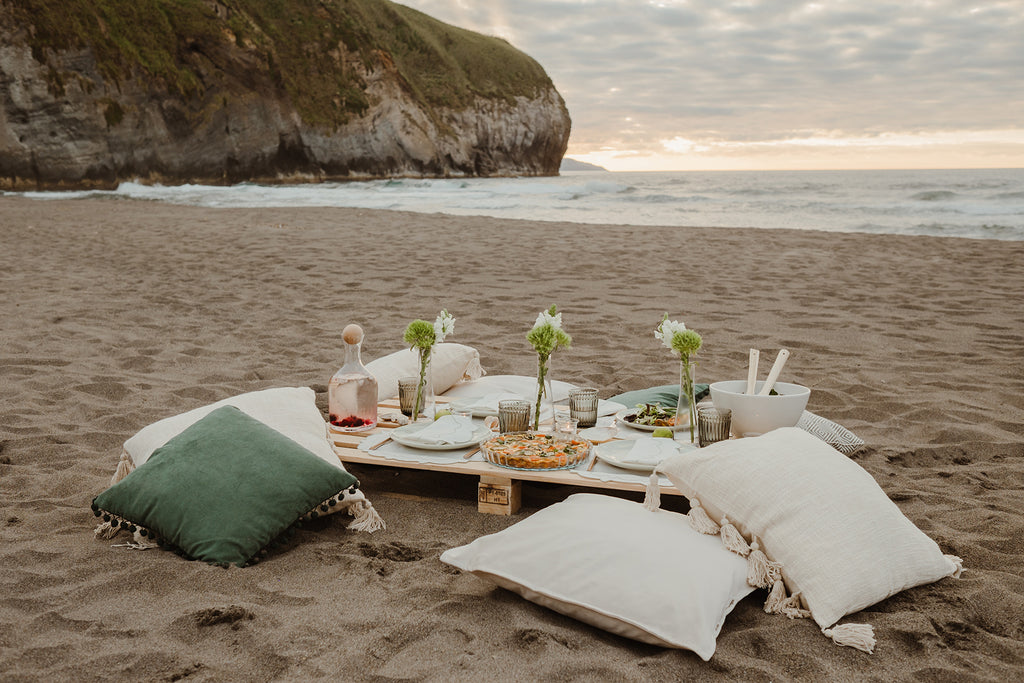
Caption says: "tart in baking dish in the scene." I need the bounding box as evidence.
[481,432,591,470]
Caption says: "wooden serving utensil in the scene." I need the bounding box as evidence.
[462,445,482,460]
[368,436,392,451]
[746,348,760,394]
[757,348,791,396]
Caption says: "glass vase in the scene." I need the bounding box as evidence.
[412,346,435,420]
[533,354,555,431]
[676,356,697,444]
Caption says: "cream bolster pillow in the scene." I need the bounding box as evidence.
[658,427,960,629]
[440,374,578,403]
[366,343,484,401]
[440,493,754,659]
[123,386,341,471]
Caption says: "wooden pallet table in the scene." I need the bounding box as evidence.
[331,399,683,515]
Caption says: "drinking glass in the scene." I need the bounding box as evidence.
[498,399,531,433]
[568,387,599,428]
[398,377,419,417]
[698,407,732,447]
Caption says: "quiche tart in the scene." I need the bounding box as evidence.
[481,432,591,470]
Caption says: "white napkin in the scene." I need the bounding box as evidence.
[622,438,680,466]
[597,400,628,417]
[400,415,477,446]
[453,392,526,413]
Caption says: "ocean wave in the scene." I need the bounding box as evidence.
[8,168,1023,241]
[581,180,634,194]
[910,190,958,201]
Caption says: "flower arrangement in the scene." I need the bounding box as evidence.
[526,305,572,430]
[655,314,703,443]
[403,309,454,418]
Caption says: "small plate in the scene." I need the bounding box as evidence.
[579,426,617,443]
[615,409,690,432]
[389,421,492,451]
[594,439,692,472]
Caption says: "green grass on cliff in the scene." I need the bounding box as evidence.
[6,0,555,128]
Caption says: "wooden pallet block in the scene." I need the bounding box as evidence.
[477,476,522,515]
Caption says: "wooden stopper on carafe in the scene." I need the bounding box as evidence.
[342,324,364,345]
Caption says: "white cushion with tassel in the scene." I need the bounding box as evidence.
[658,427,961,632]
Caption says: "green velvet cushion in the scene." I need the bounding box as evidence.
[610,383,709,409]
[92,405,358,567]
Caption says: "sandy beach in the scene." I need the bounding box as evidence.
[1,195,1022,681]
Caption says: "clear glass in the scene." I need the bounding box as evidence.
[411,347,435,421]
[568,387,599,428]
[328,337,378,432]
[698,407,732,447]
[677,357,697,444]
[532,354,556,431]
[498,399,532,433]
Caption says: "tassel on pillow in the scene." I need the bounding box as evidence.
[719,516,751,556]
[780,591,812,620]
[764,578,789,614]
[643,473,661,512]
[111,450,135,485]
[946,554,964,579]
[686,498,721,535]
[347,496,386,532]
[746,537,782,588]
[823,624,876,654]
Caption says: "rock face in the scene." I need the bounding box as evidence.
[0,0,570,190]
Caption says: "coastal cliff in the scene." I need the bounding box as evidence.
[0,0,571,190]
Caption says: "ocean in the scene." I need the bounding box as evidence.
[11,167,1024,241]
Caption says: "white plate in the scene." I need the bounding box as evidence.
[579,426,617,443]
[594,439,692,472]
[615,409,690,432]
[389,421,493,451]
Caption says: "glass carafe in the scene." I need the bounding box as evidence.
[328,324,378,433]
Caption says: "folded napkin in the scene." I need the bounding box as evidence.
[400,415,477,446]
[453,392,526,414]
[622,438,680,466]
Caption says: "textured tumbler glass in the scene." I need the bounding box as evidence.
[398,376,419,417]
[568,387,599,428]
[698,406,732,447]
[498,399,532,433]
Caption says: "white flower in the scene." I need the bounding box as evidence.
[433,309,455,343]
[533,309,562,331]
[656,318,687,350]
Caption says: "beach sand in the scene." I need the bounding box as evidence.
[1,196,1022,681]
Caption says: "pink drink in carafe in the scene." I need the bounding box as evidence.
[328,324,378,432]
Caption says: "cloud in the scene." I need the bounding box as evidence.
[398,0,1024,169]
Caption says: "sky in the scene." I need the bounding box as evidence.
[398,0,1024,172]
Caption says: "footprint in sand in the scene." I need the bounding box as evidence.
[191,605,255,628]
[358,540,427,562]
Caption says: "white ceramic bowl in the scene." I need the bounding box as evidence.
[709,380,811,438]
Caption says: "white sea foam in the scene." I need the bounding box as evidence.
[9,168,1024,240]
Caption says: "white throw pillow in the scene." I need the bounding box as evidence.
[123,386,341,470]
[441,374,576,402]
[658,427,960,629]
[108,387,384,532]
[366,343,484,401]
[440,493,753,659]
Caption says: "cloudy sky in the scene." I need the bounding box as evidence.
[399,0,1024,171]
